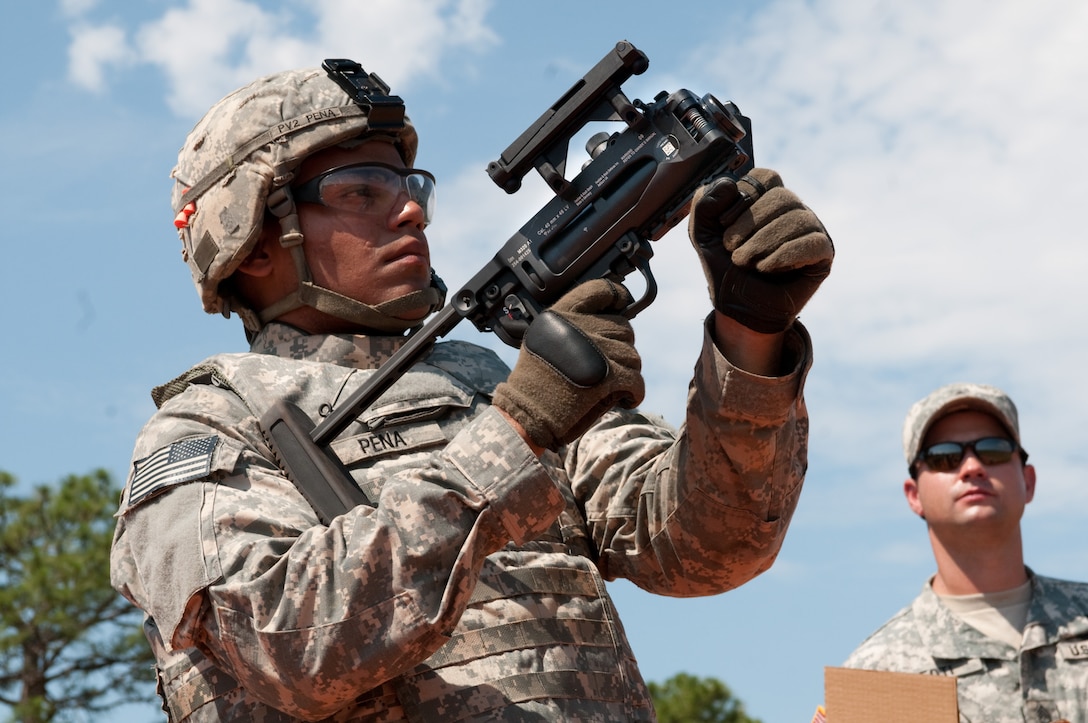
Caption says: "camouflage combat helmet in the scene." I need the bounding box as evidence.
[171,60,444,336]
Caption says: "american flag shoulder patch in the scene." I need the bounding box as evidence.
[128,435,219,507]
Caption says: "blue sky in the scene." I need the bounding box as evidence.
[3,1,1087,720]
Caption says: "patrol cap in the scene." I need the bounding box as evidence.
[902,382,1022,466]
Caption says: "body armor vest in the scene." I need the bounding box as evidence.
[149,342,654,721]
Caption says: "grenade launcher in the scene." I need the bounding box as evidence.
[262,40,755,524]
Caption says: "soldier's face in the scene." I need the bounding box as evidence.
[293,141,434,327]
[904,410,1035,539]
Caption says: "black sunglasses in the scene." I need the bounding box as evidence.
[913,436,1027,474]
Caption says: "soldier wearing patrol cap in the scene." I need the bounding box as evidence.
[845,382,1088,723]
[110,57,833,721]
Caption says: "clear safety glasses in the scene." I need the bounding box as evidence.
[293,162,437,225]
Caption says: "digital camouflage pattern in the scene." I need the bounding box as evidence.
[902,382,1023,468]
[845,572,1088,723]
[111,318,813,721]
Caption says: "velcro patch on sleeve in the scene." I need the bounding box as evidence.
[128,435,219,507]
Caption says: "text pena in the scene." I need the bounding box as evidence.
[275,108,344,138]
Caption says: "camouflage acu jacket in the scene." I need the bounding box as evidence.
[111,319,812,721]
[845,572,1088,723]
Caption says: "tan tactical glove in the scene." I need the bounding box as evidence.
[492,279,645,450]
[688,168,834,333]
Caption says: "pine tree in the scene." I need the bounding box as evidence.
[650,671,763,723]
[0,470,154,722]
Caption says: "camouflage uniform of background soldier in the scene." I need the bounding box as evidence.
[110,60,834,721]
[845,383,1088,723]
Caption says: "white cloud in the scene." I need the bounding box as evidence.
[627,0,1088,544]
[424,0,1088,474]
[692,0,1088,369]
[82,0,501,118]
[67,23,132,92]
[132,0,280,115]
[310,0,497,86]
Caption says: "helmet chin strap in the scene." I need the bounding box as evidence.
[252,185,445,335]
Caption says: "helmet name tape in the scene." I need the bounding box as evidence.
[275,108,346,136]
